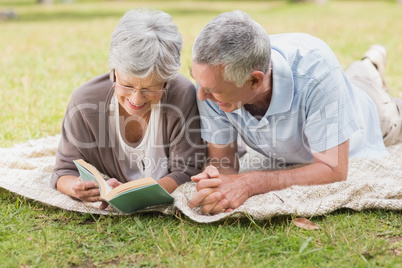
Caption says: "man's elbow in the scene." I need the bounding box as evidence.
[332,165,348,182]
[337,173,348,182]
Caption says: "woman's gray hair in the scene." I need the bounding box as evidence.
[192,10,271,87]
[109,9,182,82]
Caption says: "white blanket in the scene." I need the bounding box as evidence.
[0,136,401,223]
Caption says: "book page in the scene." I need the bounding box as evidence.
[106,177,156,200]
[73,159,112,196]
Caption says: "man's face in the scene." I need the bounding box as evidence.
[191,62,252,113]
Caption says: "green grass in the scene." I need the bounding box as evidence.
[1,0,402,266]
[1,189,401,267]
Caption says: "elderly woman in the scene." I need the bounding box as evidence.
[51,9,204,208]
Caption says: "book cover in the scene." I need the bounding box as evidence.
[73,159,174,214]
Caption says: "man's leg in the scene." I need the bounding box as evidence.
[345,45,402,146]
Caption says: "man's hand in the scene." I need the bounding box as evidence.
[189,165,225,214]
[188,140,350,215]
[189,165,250,215]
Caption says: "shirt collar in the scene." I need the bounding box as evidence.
[265,48,294,116]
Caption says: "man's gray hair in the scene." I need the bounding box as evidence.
[192,10,271,87]
[109,9,182,82]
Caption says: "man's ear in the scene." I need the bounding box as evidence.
[249,71,265,90]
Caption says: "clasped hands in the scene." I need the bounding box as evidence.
[189,165,250,215]
[71,177,121,210]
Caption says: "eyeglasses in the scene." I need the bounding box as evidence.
[113,82,166,97]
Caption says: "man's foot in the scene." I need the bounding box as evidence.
[362,44,388,92]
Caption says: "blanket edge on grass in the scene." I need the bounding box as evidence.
[0,136,401,223]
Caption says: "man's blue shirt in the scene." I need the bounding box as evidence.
[197,33,388,164]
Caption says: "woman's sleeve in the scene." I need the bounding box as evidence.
[50,94,93,189]
[164,81,206,186]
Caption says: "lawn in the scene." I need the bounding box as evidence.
[0,0,401,267]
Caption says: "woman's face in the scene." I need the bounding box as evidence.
[114,71,165,118]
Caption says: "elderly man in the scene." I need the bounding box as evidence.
[189,10,402,215]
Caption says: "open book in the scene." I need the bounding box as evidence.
[73,159,174,214]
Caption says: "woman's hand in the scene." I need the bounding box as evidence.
[99,178,122,210]
[57,175,122,210]
[71,177,101,202]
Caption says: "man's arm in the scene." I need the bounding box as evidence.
[190,140,349,214]
[157,177,179,194]
[206,141,239,174]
